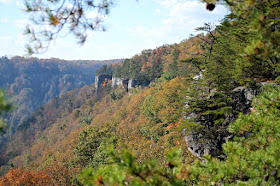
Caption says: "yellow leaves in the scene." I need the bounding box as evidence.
[141,64,148,72]
[245,0,254,5]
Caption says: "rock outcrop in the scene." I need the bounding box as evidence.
[184,86,259,159]
[128,79,137,90]
[95,74,112,90]
[112,77,124,88]
[95,75,150,92]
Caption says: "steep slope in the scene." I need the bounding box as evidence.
[0,77,192,179]
[1,0,279,183]
[0,36,205,178]
[0,84,105,175]
[0,56,121,133]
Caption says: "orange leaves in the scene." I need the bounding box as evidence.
[43,163,78,185]
[52,18,60,26]
[101,78,108,87]
[0,168,51,186]
[153,77,187,125]
[0,163,78,186]
[49,15,60,26]
[166,122,181,130]
[2,65,189,179]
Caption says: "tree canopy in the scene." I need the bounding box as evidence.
[0,90,12,133]
[0,0,279,184]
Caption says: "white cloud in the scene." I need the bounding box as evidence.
[14,19,29,29]
[160,0,228,32]
[0,35,25,57]
[155,0,179,9]
[0,17,9,23]
[126,0,228,43]
[155,8,161,15]
[0,0,12,4]
[87,11,109,20]
[13,34,26,48]
[2,0,229,60]
[0,36,11,40]
[16,0,25,8]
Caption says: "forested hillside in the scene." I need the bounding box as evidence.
[0,56,121,133]
[96,35,205,82]
[0,0,279,184]
[0,32,206,178]
[0,76,192,179]
[0,34,203,178]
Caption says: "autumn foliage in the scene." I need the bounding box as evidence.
[0,168,51,185]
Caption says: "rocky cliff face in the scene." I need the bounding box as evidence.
[112,77,124,88]
[127,79,150,89]
[184,86,259,159]
[96,75,150,92]
[95,74,112,90]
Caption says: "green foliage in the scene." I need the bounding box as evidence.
[77,147,189,185]
[205,0,280,82]
[71,126,105,168]
[96,65,112,76]
[2,1,279,183]
[89,135,118,169]
[190,85,280,184]
[110,87,127,100]
[71,122,118,168]
[0,90,13,133]
[183,73,236,140]
[74,86,280,185]
[140,94,161,124]
[181,11,278,145]
[231,0,279,60]
[110,42,194,83]
[141,77,186,126]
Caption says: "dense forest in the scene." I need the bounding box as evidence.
[96,35,204,82]
[0,0,279,185]
[0,56,121,133]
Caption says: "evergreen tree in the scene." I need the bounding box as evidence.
[0,90,12,133]
[190,85,280,185]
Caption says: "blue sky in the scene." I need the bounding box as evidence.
[0,0,229,60]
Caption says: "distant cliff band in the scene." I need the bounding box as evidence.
[95,75,150,91]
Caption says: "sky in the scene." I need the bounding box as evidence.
[0,0,229,60]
